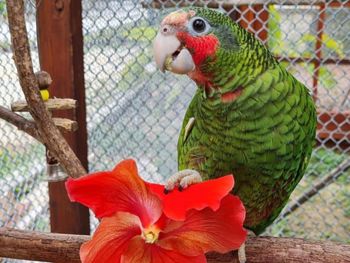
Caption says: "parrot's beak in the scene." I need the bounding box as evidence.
[153,26,195,74]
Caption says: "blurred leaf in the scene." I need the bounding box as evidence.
[300,33,315,43]
[268,7,341,90]
[304,62,314,76]
[268,5,284,55]
[0,144,44,179]
[0,0,5,16]
[300,33,345,59]
[279,61,297,75]
[118,52,152,91]
[122,26,157,42]
[318,66,337,89]
[268,5,305,58]
[303,62,337,89]
[322,34,345,59]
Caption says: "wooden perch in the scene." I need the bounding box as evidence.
[0,227,85,263]
[11,98,77,112]
[27,118,78,133]
[6,0,86,178]
[0,227,349,263]
[52,118,78,132]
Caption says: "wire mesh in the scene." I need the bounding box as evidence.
[0,0,49,233]
[83,0,350,243]
[0,1,49,261]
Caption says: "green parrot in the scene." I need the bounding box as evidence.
[153,8,316,236]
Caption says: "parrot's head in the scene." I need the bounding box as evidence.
[153,8,271,101]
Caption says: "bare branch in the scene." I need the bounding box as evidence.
[0,105,42,143]
[5,0,86,178]
[0,227,349,263]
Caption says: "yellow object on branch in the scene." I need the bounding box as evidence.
[40,89,49,101]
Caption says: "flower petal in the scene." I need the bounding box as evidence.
[80,212,141,263]
[147,175,234,220]
[121,236,207,263]
[157,195,247,256]
[66,159,162,226]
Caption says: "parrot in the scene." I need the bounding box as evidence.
[153,7,316,260]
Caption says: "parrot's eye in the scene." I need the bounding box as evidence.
[188,17,211,36]
[193,19,206,32]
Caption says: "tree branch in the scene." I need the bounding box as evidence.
[5,0,86,178]
[0,227,85,262]
[0,227,349,263]
[0,105,42,143]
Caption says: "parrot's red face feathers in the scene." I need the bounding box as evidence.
[153,9,219,83]
[176,31,219,67]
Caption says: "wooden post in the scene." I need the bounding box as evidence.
[36,0,90,234]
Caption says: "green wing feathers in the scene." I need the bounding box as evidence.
[178,64,316,234]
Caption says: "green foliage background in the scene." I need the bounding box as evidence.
[268,5,345,89]
[0,0,5,16]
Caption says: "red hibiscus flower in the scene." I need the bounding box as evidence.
[66,159,247,263]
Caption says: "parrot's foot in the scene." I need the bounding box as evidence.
[237,230,255,262]
[238,242,246,263]
[164,169,202,193]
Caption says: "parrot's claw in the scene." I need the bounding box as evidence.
[238,242,246,263]
[237,230,255,262]
[165,169,202,193]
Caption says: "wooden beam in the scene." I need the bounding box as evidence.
[0,227,349,263]
[36,0,90,235]
[327,0,350,8]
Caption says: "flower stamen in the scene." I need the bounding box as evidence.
[142,225,160,244]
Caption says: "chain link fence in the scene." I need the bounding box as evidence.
[0,2,49,261]
[83,0,350,243]
[0,1,349,262]
[0,0,49,243]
